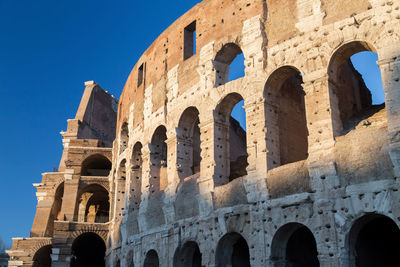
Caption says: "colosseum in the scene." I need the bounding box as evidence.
[7,0,400,266]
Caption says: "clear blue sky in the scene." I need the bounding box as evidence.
[0,1,383,248]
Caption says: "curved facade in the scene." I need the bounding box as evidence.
[8,0,400,266]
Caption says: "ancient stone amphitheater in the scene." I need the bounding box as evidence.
[7,0,400,266]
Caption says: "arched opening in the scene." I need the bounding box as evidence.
[150,126,168,194]
[47,182,64,235]
[271,223,319,267]
[264,66,308,170]
[81,154,112,176]
[328,41,385,137]
[214,93,248,186]
[76,184,109,223]
[174,241,202,267]
[120,122,129,154]
[214,43,245,86]
[116,259,121,267]
[144,250,159,267]
[115,159,127,218]
[177,107,201,180]
[348,214,400,267]
[130,142,143,212]
[126,250,134,267]
[70,232,106,267]
[32,245,52,267]
[216,232,250,267]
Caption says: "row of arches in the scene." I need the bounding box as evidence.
[119,40,385,191]
[31,213,400,266]
[131,214,400,267]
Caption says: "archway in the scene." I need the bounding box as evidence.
[120,122,129,154]
[144,250,159,267]
[174,241,202,267]
[216,232,250,267]
[271,223,319,267]
[328,41,385,137]
[150,126,168,193]
[177,107,201,179]
[32,245,52,267]
[70,232,106,267]
[348,214,400,267]
[81,154,111,176]
[47,182,64,235]
[76,184,109,223]
[214,43,245,86]
[214,93,248,186]
[264,66,308,169]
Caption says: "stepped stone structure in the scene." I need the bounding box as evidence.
[7,0,400,266]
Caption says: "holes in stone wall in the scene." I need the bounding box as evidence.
[184,21,196,60]
[271,223,319,267]
[173,241,202,267]
[264,66,308,170]
[70,232,106,267]
[130,142,143,212]
[348,214,400,267]
[115,159,127,217]
[177,107,201,180]
[144,250,159,267]
[120,122,129,154]
[81,154,112,176]
[328,41,386,137]
[150,126,168,194]
[214,93,248,186]
[215,232,251,267]
[214,43,245,86]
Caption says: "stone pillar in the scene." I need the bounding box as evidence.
[138,145,151,231]
[162,136,178,224]
[303,75,337,164]
[197,119,215,216]
[51,243,71,267]
[59,173,79,221]
[378,57,400,176]
[30,189,54,237]
[243,95,269,201]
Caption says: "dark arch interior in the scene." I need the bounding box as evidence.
[33,245,52,267]
[76,184,109,223]
[352,216,400,267]
[286,226,319,267]
[120,122,129,154]
[174,241,202,267]
[150,126,168,193]
[48,182,64,235]
[81,154,112,176]
[214,43,245,86]
[70,232,106,267]
[144,250,159,267]
[178,107,201,179]
[328,41,385,137]
[264,66,308,169]
[216,233,250,267]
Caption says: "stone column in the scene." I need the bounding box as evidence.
[197,119,215,216]
[59,172,79,221]
[378,57,400,176]
[243,95,269,201]
[162,136,178,224]
[138,145,151,232]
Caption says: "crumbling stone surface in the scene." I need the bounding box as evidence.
[8,0,400,266]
